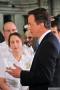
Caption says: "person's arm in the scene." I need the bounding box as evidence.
[0,84,10,90]
[0,77,10,90]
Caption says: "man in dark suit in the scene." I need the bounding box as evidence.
[6,8,60,90]
[51,15,60,87]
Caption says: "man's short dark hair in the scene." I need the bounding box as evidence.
[28,8,51,29]
[55,15,60,32]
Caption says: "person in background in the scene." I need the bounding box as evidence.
[23,24,34,47]
[2,21,17,43]
[51,14,60,87]
[5,32,33,90]
[23,29,35,57]
[23,24,38,52]
[24,29,33,47]
[0,21,18,90]
[0,21,18,54]
[51,17,59,40]
[6,8,60,90]
[0,32,5,43]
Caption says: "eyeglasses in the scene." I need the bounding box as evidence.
[4,30,11,32]
[4,29,17,32]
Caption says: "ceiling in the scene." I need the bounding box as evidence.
[0,0,38,5]
[0,0,39,14]
[11,0,37,4]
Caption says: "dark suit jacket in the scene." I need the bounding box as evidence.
[0,32,5,43]
[20,32,60,90]
[52,47,60,87]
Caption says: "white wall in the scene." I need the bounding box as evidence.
[53,0,60,16]
[0,14,3,32]
[15,14,25,35]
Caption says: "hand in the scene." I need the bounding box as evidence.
[0,77,6,85]
[6,64,22,78]
[0,77,10,90]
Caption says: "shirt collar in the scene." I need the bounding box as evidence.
[38,30,51,44]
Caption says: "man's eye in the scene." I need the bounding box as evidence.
[11,41,14,44]
[4,30,10,32]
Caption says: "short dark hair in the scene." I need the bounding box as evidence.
[28,8,51,29]
[51,20,56,27]
[8,32,22,46]
[55,14,60,32]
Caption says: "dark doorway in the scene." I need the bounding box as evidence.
[4,15,11,23]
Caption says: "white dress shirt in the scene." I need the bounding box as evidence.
[38,30,51,45]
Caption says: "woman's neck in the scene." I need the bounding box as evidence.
[13,51,22,61]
